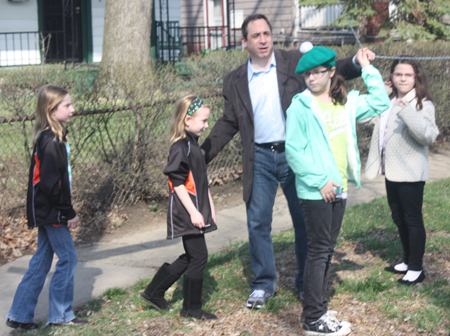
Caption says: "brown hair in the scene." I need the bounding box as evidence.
[390,57,432,110]
[32,85,69,146]
[241,14,272,40]
[330,72,348,105]
[168,95,209,147]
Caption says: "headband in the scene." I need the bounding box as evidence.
[186,97,204,116]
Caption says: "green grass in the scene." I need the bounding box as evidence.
[17,178,450,335]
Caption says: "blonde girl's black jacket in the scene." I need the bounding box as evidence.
[26,129,76,228]
[163,131,217,239]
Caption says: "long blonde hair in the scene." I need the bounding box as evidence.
[32,85,69,146]
[168,95,208,147]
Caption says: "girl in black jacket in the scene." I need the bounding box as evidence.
[140,95,218,321]
[6,85,88,331]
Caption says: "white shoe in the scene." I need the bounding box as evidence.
[246,289,271,309]
[394,262,408,272]
[327,310,352,329]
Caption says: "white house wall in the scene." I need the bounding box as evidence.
[233,0,295,36]
[300,5,343,28]
[0,0,40,66]
[91,0,106,63]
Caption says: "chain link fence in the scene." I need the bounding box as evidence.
[1,42,450,217]
[0,96,244,215]
[0,54,248,215]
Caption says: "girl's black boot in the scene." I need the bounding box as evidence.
[140,263,179,311]
[180,275,217,321]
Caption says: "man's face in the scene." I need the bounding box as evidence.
[242,19,273,61]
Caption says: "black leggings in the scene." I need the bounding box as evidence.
[385,179,426,271]
[167,234,208,279]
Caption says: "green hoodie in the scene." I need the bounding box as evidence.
[286,65,390,200]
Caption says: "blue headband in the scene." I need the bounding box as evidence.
[186,97,204,116]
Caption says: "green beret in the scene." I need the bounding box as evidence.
[295,44,337,74]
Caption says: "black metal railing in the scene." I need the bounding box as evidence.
[0,31,71,67]
[2,26,243,66]
[155,21,182,63]
[155,23,241,63]
[0,32,41,66]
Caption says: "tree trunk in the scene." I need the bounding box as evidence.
[357,14,368,43]
[99,0,153,76]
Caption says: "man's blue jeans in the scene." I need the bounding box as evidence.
[246,145,308,294]
[7,224,77,324]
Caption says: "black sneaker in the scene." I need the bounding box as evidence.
[6,318,41,330]
[303,313,351,335]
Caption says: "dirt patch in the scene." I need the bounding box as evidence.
[98,179,245,242]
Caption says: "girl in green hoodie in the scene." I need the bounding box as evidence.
[285,43,390,336]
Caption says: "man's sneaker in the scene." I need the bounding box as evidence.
[303,313,351,335]
[327,310,352,329]
[246,289,271,309]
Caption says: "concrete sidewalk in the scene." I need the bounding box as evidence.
[1,145,450,335]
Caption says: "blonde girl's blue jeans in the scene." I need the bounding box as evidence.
[7,223,77,324]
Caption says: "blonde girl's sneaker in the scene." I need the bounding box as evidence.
[303,313,351,336]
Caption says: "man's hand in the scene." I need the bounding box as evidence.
[67,215,79,229]
[355,48,371,68]
[355,48,376,67]
[320,180,340,203]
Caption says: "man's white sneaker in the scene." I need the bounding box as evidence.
[246,289,271,309]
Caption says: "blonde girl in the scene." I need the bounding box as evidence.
[6,85,88,330]
[285,43,390,336]
[140,95,218,321]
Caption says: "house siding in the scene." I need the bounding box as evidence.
[91,0,106,63]
[233,0,296,36]
[180,0,205,27]
[300,4,343,28]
